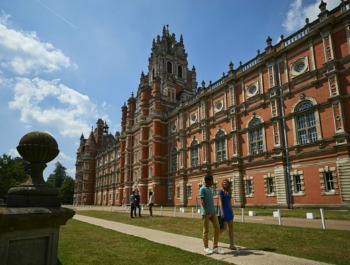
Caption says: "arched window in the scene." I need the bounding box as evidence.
[170,147,178,171]
[178,65,183,78]
[190,139,199,167]
[167,61,172,73]
[296,102,318,145]
[248,118,264,155]
[215,130,226,162]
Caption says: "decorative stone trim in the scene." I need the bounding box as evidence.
[246,81,259,98]
[190,113,198,125]
[290,56,309,78]
[214,99,224,113]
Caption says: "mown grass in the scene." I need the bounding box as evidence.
[155,206,350,220]
[75,210,350,265]
[58,220,228,265]
[233,207,350,220]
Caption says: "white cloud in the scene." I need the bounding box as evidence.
[58,151,75,162]
[8,148,19,158]
[8,77,101,138]
[282,0,340,32]
[0,12,76,75]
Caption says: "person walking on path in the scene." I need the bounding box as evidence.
[130,191,136,218]
[134,189,142,217]
[218,178,237,250]
[200,174,224,255]
[148,191,154,217]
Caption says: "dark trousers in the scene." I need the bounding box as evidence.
[134,204,141,217]
[130,204,135,217]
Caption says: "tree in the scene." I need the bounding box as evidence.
[59,177,75,204]
[46,161,75,204]
[0,154,29,200]
[47,161,67,189]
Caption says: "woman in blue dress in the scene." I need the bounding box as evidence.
[218,178,237,250]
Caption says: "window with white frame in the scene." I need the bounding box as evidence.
[211,182,218,196]
[168,185,173,200]
[187,185,192,198]
[171,147,178,171]
[294,175,302,193]
[290,170,305,195]
[190,139,199,167]
[215,130,226,162]
[318,166,337,195]
[244,176,254,197]
[324,172,334,192]
[246,179,252,195]
[176,186,180,198]
[295,101,318,145]
[198,183,203,196]
[264,175,274,195]
[249,119,264,155]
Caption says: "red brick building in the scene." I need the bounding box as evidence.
[74,1,350,209]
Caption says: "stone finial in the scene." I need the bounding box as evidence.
[266,36,272,46]
[229,61,234,71]
[319,0,327,12]
[6,132,61,207]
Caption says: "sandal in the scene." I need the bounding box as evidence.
[229,245,238,250]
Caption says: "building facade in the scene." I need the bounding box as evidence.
[74,1,350,209]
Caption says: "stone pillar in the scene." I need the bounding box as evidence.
[0,132,75,265]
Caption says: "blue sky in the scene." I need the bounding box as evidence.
[0,0,339,179]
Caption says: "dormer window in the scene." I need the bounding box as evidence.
[178,65,183,78]
[167,61,172,73]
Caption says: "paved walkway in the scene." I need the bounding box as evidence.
[73,214,332,265]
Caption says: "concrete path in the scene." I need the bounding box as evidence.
[73,214,331,265]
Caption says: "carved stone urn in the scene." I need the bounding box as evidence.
[6,131,61,207]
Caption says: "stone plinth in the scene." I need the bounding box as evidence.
[0,207,74,265]
[0,131,75,265]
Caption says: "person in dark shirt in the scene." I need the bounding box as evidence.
[130,190,136,218]
[134,189,142,217]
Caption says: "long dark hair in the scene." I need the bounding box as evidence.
[221,179,231,197]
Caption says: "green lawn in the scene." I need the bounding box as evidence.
[58,220,229,265]
[73,210,350,265]
[154,206,350,220]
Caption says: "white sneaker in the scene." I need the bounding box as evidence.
[213,247,225,254]
[204,247,213,255]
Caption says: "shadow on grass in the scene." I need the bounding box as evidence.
[259,247,277,252]
[57,258,62,265]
